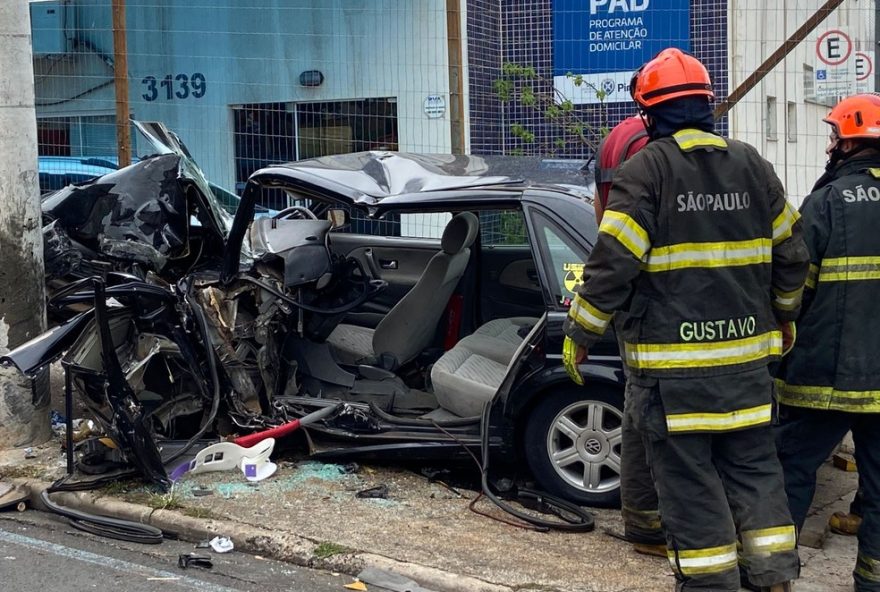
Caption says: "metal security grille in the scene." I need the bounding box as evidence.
[29,0,877,215]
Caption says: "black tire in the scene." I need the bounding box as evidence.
[523,384,624,508]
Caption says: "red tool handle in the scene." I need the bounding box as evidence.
[233,419,301,448]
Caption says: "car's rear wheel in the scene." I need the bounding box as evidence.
[523,385,623,508]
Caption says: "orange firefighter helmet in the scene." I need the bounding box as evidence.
[630,48,714,109]
[824,93,880,140]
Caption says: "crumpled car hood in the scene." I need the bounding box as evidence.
[41,154,193,271]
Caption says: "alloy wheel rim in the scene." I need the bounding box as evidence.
[546,400,623,494]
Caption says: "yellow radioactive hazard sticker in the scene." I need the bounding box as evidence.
[563,262,584,294]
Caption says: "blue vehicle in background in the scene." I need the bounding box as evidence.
[38,151,275,218]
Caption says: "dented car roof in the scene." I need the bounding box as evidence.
[248,152,594,206]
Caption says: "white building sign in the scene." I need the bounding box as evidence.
[815,29,855,99]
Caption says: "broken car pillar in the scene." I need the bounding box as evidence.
[0,1,51,449]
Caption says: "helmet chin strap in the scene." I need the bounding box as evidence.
[826,141,872,171]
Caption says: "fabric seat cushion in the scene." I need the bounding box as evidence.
[327,324,376,365]
[431,345,507,418]
[458,317,540,364]
[472,317,539,346]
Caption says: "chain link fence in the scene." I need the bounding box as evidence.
[30,0,876,230]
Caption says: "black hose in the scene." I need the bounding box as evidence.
[237,274,384,315]
[41,489,164,544]
[476,398,595,532]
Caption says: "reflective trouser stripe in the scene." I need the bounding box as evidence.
[772,285,803,311]
[625,331,782,371]
[857,553,880,583]
[776,381,880,412]
[668,543,738,576]
[666,403,772,433]
[598,210,651,259]
[642,238,771,272]
[622,505,662,531]
[805,263,819,289]
[772,202,800,246]
[816,256,880,282]
[567,294,611,335]
[673,128,729,151]
[741,525,797,555]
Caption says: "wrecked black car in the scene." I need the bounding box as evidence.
[2,124,626,508]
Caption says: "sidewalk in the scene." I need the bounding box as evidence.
[0,441,860,592]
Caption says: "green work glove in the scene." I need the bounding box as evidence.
[562,336,586,386]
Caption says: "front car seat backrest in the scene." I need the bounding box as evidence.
[372,212,479,368]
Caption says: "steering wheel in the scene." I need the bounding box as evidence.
[272,205,318,221]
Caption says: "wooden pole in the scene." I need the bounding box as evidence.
[715,0,845,119]
[446,0,466,154]
[112,0,131,167]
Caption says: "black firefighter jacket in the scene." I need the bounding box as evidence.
[777,155,880,413]
[564,128,810,433]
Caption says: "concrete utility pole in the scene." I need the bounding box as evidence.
[0,1,51,449]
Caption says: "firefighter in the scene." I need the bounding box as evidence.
[593,117,665,557]
[775,93,880,592]
[561,48,808,591]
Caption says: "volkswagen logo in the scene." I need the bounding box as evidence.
[584,438,602,455]
[601,78,616,95]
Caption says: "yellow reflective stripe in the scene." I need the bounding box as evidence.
[599,210,651,259]
[621,505,662,530]
[771,202,800,246]
[568,295,612,335]
[817,256,880,282]
[776,382,880,412]
[741,525,797,554]
[805,263,819,289]
[668,543,738,576]
[869,168,880,179]
[666,403,772,433]
[772,284,803,311]
[642,238,771,272]
[625,331,782,370]
[857,553,880,582]
[672,128,728,151]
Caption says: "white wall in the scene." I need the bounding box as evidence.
[36,0,455,191]
[728,0,875,205]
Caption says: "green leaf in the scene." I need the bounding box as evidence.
[493,79,512,102]
[560,100,574,112]
[554,138,567,149]
[520,85,536,107]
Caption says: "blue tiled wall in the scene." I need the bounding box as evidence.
[466,0,729,156]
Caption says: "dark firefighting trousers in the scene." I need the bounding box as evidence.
[776,405,880,590]
[616,319,664,544]
[629,379,800,591]
[621,383,664,543]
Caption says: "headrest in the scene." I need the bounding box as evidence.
[441,212,479,254]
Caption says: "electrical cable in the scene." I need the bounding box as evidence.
[431,397,594,533]
[40,488,164,544]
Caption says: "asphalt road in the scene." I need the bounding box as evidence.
[0,510,351,592]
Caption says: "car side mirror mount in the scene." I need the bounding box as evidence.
[328,209,348,230]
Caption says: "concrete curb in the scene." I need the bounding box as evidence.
[10,478,513,592]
